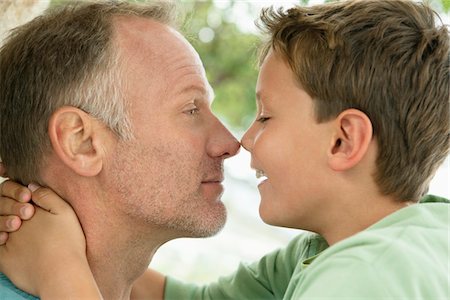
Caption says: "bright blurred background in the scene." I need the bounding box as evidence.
[1,0,449,284]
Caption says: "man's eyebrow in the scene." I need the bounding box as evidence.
[176,84,215,103]
[176,84,207,96]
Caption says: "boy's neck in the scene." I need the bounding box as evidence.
[321,194,415,246]
[317,140,416,246]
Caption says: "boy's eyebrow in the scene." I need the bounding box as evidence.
[256,91,270,105]
[255,92,262,109]
[255,91,269,112]
[256,91,261,101]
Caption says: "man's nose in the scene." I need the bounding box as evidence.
[208,119,240,159]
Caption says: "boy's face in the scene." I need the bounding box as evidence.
[241,51,332,230]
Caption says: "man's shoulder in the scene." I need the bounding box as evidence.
[0,273,38,300]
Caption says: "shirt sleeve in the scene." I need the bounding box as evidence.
[164,233,324,300]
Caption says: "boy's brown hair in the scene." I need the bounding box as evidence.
[258,0,449,201]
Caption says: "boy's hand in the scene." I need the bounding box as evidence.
[0,184,101,299]
[0,180,35,245]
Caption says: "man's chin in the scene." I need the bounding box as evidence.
[180,205,227,238]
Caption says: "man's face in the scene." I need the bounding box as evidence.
[103,17,239,238]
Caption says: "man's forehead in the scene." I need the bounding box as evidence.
[113,15,202,70]
[113,16,174,53]
[113,15,212,105]
[113,14,169,32]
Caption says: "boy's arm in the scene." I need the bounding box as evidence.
[39,263,102,300]
[163,233,325,300]
[0,183,103,299]
[124,233,335,300]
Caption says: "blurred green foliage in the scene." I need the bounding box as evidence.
[443,0,450,12]
[50,0,450,130]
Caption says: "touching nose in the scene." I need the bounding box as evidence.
[240,124,255,153]
[208,119,240,159]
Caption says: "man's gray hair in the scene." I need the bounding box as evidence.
[0,1,178,184]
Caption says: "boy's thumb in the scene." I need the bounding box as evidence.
[27,183,68,214]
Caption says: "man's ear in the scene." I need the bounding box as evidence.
[48,106,104,177]
[328,109,373,172]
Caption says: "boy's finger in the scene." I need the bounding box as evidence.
[28,184,70,214]
[0,198,35,220]
[0,181,32,203]
[0,215,21,232]
[0,231,8,245]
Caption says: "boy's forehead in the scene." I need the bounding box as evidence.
[256,52,289,94]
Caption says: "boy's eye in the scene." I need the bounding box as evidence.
[257,116,270,123]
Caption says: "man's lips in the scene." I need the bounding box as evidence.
[201,177,224,200]
[201,175,224,183]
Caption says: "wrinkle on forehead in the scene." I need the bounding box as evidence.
[114,15,203,72]
[112,15,211,107]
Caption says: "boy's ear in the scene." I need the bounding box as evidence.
[48,106,104,177]
[328,109,373,171]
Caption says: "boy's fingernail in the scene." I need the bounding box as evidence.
[28,183,41,192]
[7,217,19,229]
[19,191,30,202]
[6,219,13,229]
[20,205,32,218]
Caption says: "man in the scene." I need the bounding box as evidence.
[0,1,239,299]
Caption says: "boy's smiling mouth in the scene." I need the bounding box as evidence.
[256,169,268,185]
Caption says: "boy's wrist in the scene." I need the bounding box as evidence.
[39,256,102,300]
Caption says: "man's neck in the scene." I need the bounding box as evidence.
[81,209,164,300]
[42,161,171,299]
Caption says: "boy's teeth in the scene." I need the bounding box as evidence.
[256,170,267,179]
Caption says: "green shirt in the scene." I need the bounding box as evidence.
[165,195,450,299]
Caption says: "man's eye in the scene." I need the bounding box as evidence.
[185,108,200,115]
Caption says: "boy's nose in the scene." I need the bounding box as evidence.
[240,127,254,153]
